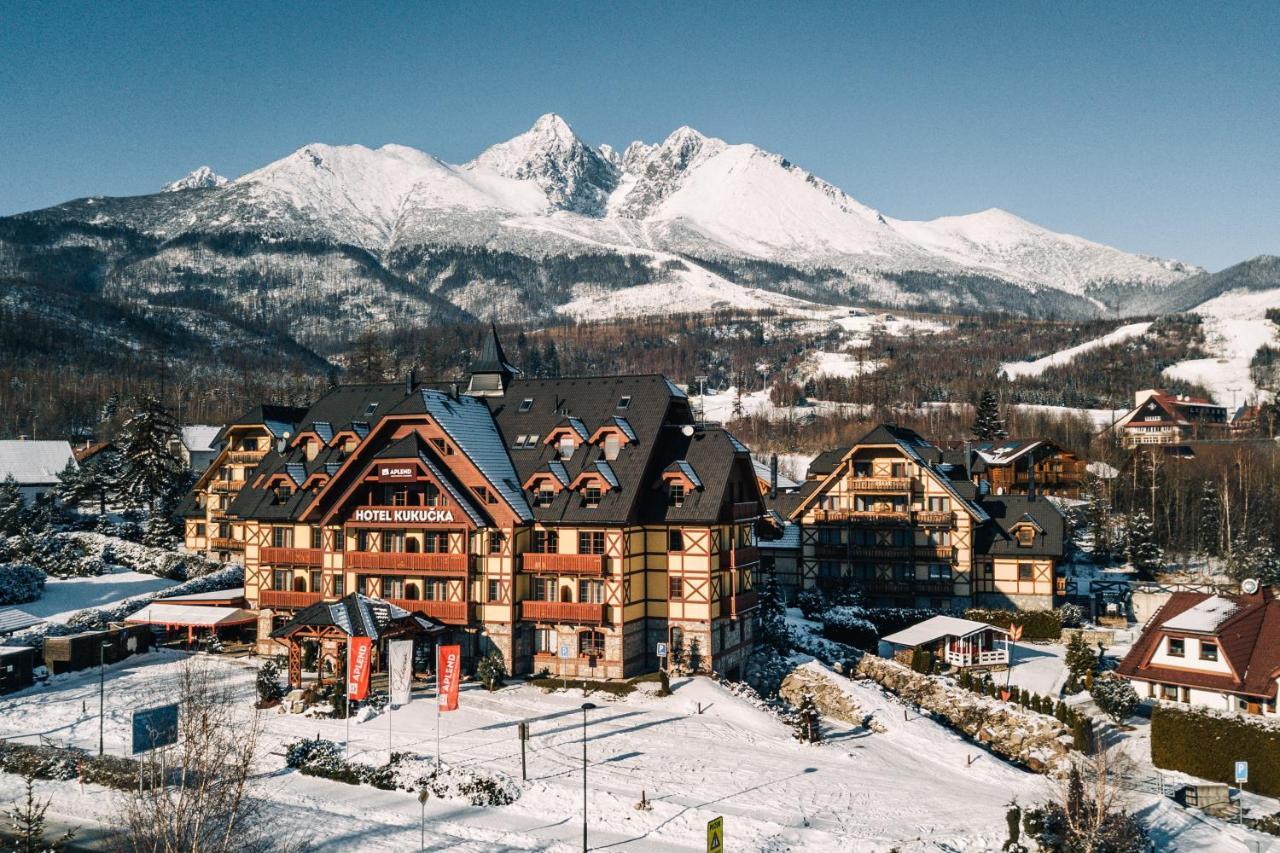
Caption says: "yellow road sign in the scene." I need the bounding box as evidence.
[707,815,723,852]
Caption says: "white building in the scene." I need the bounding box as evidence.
[175,425,222,474]
[0,440,76,503]
[880,615,1010,669]
[1117,587,1280,717]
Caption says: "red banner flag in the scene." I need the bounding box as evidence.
[347,637,372,701]
[437,644,461,712]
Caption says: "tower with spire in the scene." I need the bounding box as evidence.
[466,322,520,396]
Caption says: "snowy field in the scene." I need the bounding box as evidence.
[1163,290,1280,407]
[23,569,177,623]
[0,651,1268,850]
[998,322,1152,380]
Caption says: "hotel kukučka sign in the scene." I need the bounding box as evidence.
[350,507,456,524]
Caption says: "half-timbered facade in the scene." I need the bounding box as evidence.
[184,329,764,680]
[788,425,1065,611]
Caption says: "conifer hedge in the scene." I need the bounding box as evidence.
[1151,705,1280,797]
[964,608,1063,641]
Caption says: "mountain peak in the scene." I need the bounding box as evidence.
[162,165,227,192]
[529,112,575,139]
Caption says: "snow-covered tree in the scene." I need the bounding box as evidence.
[0,564,46,605]
[972,390,1007,441]
[256,658,284,705]
[1227,533,1280,587]
[6,772,76,852]
[116,396,185,513]
[792,691,822,743]
[59,449,120,515]
[1124,511,1162,578]
[1090,676,1140,724]
[0,476,30,537]
[755,571,790,655]
[1084,486,1112,560]
[1195,480,1221,559]
[476,649,506,691]
[1064,633,1097,694]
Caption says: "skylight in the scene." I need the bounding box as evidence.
[518,398,534,412]
[617,396,631,409]
[364,402,379,417]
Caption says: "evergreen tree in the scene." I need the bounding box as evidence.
[116,396,185,513]
[1085,486,1112,560]
[351,330,386,382]
[1195,480,1221,559]
[476,649,506,691]
[972,389,1008,441]
[687,637,703,674]
[541,341,561,378]
[1227,533,1280,587]
[755,572,790,655]
[256,657,284,704]
[1124,511,1163,578]
[792,691,822,743]
[0,476,30,537]
[1090,676,1140,724]
[1064,633,1098,694]
[6,772,75,852]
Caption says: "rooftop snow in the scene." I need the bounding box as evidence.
[181,425,222,453]
[0,440,75,485]
[1162,596,1239,633]
[882,615,1009,647]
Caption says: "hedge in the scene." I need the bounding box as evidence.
[822,607,941,649]
[1151,705,1280,797]
[964,608,1062,641]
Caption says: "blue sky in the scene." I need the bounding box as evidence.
[1,1,1275,269]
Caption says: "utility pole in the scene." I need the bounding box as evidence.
[581,702,596,852]
[98,640,111,756]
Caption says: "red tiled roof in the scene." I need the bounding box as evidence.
[1116,588,1280,699]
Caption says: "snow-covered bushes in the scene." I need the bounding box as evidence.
[820,606,939,650]
[409,764,519,806]
[0,563,46,605]
[1090,675,1140,724]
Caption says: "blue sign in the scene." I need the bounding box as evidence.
[558,644,571,660]
[656,642,668,658]
[131,703,179,754]
[1235,761,1248,784]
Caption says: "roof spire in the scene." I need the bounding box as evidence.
[466,322,520,397]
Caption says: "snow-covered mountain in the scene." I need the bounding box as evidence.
[0,113,1211,345]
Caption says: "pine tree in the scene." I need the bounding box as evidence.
[972,390,1007,441]
[116,396,185,513]
[256,657,284,704]
[1085,486,1112,560]
[792,691,822,743]
[6,772,75,852]
[1064,633,1098,694]
[755,572,790,655]
[687,637,703,674]
[541,341,561,378]
[1124,511,1162,579]
[0,475,30,537]
[1227,533,1280,587]
[1196,480,1221,559]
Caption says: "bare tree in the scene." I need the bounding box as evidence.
[111,660,307,853]
[1023,747,1146,853]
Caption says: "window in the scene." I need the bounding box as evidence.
[1200,640,1218,662]
[334,529,345,551]
[422,532,448,553]
[853,461,872,478]
[332,573,344,596]
[532,530,559,553]
[241,437,259,451]
[272,527,293,548]
[891,462,906,478]
[1160,683,1179,701]
[928,563,952,580]
[364,402,379,417]
[218,522,231,539]
[926,530,951,547]
[579,630,605,658]
[668,482,686,507]
[272,570,288,591]
[534,487,555,508]
[432,438,453,456]
[1016,526,1036,546]
[310,527,323,550]
[309,570,322,594]
[579,531,605,554]
[668,529,685,552]
[604,435,621,461]
[1017,563,1033,581]
[559,437,576,460]
[532,577,556,601]
[382,530,405,553]
[583,485,603,508]
[819,527,844,546]
[274,485,293,502]
[195,523,206,537]
[668,576,684,600]
[927,496,950,511]
[1167,637,1185,658]
[535,627,555,654]
[518,398,534,413]
[487,579,501,602]
[818,561,841,579]
[579,579,604,604]
[617,396,631,409]
[382,575,405,598]
[489,532,505,554]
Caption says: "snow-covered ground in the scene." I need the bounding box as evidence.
[1164,291,1279,406]
[999,322,1152,380]
[23,569,177,623]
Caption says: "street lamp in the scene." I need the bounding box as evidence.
[98,640,112,756]
[580,702,596,852]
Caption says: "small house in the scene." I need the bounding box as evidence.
[880,615,1010,669]
[0,647,36,694]
[0,439,76,503]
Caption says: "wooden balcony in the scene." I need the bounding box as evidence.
[346,552,470,574]
[727,546,759,569]
[520,553,605,575]
[209,537,243,551]
[811,508,910,524]
[915,546,955,561]
[731,501,760,520]
[387,598,470,625]
[914,580,956,595]
[814,542,847,558]
[227,450,267,463]
[846,477,911,492]
[914,511,954,527]
[259,590,322,610]
[209,481,243,493]
[727,589,758,618]
[260,547,324,567]
[520,600,605,625]
[864,579,914,595]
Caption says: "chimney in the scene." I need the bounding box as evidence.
[769,453,778,499]
[406,369,416,395]
[1026,448,1036,501]
[449,382,459,400]
[963,440,972,480]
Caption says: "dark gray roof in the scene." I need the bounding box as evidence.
[270,594,444,640]
[974,495,1065,558]
[807,447,849,477]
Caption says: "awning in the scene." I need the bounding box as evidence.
[125,604,257,628]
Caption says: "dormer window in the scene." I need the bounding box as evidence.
[583,485,603,508]
[274,485,293,502]
[668,482,686,507]
[534,488,555,508]
[617,396,631,409]
[1015,526,1036,546]
[519,398,534,413]
[558,437,575,460]
[604,435,621,461]
[1167,637,1185,657]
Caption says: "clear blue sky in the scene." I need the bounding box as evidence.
[1,1,1275,270]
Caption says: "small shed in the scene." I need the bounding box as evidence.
[43,624,154,675]
[125,603,257,645]
[0,608,43,636]
[880,616,1010,669]
[0,647,36,694]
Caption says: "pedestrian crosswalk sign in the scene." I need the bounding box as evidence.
[707,815,723,852]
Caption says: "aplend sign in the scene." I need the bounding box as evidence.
[351,507,456,524]
[376,464,417,482]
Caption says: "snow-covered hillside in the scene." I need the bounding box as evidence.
[1164,288,1280,406]
[999,321,1153,379]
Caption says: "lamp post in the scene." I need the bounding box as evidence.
[580,702,596,852]
[98,640,111,756]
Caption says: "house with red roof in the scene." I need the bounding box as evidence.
[1110,388,1227,448]
[1115,586,1280,717]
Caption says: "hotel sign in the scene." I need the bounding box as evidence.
[351,507,456,524]
[376,464,418,482]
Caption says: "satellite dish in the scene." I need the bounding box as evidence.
[681,425,695,437]
[1242,578,1260,595]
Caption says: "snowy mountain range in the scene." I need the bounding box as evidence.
[0,113,1259,356]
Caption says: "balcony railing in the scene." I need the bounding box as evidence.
[914,546,956,561]
[520,553,605,575]
[209,537,243,551]
[259,590,322,609]
[346,552,469,574]
[520,601,605,625]
[814,543,847,558]
[811,509,910,524]
[731,501,760,520]
[915,579,956,595]
[727,589,758,618]
[846,477,911,492]
[727,546,759,569]
[864,579,914,595]
[260,547,324,567]
[227,450,267,463]
[209,481,243,493]
[387,598,469,625]
[914,511,954,526]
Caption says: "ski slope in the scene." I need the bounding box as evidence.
[999,322,1152,380]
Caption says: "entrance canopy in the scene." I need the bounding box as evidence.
[270,593,446,642]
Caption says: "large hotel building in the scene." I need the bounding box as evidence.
[182,329,763,679]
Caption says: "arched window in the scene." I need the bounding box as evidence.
[292,576,307,593]
[579,630,604,658]
[405,537,420,553]
[403,583,420,600]
[559,584,574,602]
